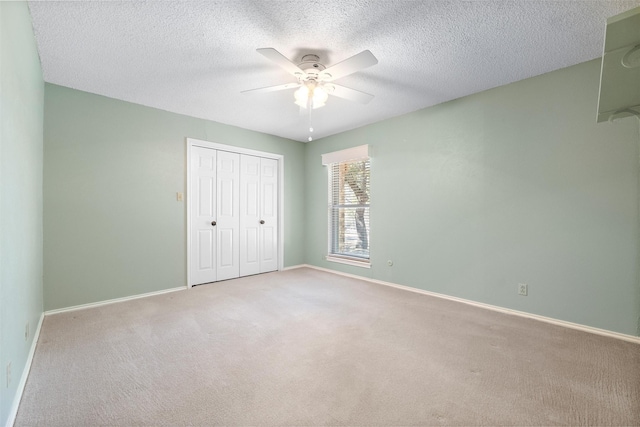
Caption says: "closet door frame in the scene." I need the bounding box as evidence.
[186,138,284,288]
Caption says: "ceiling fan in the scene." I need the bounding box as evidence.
[242,48,378,110]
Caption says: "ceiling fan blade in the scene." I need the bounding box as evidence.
[257,48,308,78]
[241,82,301,94]
[319,50,378,81]
[328,84,375,104]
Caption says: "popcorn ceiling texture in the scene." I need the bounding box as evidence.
[28,1,640,142]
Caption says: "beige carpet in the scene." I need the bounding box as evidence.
[15,267,640,426]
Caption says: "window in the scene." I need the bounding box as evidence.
[324,145,370,267]
[328,159,370,262]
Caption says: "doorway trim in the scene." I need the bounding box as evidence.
[185,138,285,288]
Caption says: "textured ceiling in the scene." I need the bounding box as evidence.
[28,1,640,142]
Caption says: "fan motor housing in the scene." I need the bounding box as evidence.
[298,54,326,78]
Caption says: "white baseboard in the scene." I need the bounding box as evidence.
[282,264,307,271]
[7,266,635,427]
[296,264,640,345]
[44,286,186,316]
[5,312,44,427]
[8,287,185,426]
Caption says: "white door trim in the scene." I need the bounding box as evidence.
[186,138,285,288]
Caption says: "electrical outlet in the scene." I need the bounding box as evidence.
[6,362,11,388]
[518,283,528,296]
[25,322,30,341]
[176,192,183,202]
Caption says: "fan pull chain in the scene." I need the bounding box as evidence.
[308,98,314,142]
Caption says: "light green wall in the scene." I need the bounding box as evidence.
[1,8,635,423]
[0,2,44,425]
[44,84,305,311]
[40,49,640,336]
[305,59,640,336]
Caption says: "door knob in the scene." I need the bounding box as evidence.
[211,221,217,226]
[260,220,265,224]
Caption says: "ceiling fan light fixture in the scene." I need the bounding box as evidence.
[246,48,379,142]
[312,85,328,108]
[294,81,329,109]
[294,85,311,108]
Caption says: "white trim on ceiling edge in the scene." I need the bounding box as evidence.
[286,264,640,345]
[6,312,44,427]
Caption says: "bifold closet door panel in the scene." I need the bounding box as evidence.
[260,157,278,273]
[190,146,217,285]
[190,146,278,286]
[240,154,261,277]
[216,150,240,281]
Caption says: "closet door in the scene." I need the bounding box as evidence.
[190,145,278,286]
[215,150,240,281]
[190,146,217,285]
[240,155,261,276]
[259,158,278,273]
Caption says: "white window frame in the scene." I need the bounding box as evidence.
[322,145,371,268]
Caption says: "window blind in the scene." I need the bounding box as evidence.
[328,158,370,261]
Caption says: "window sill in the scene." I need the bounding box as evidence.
[326,256,371,269]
